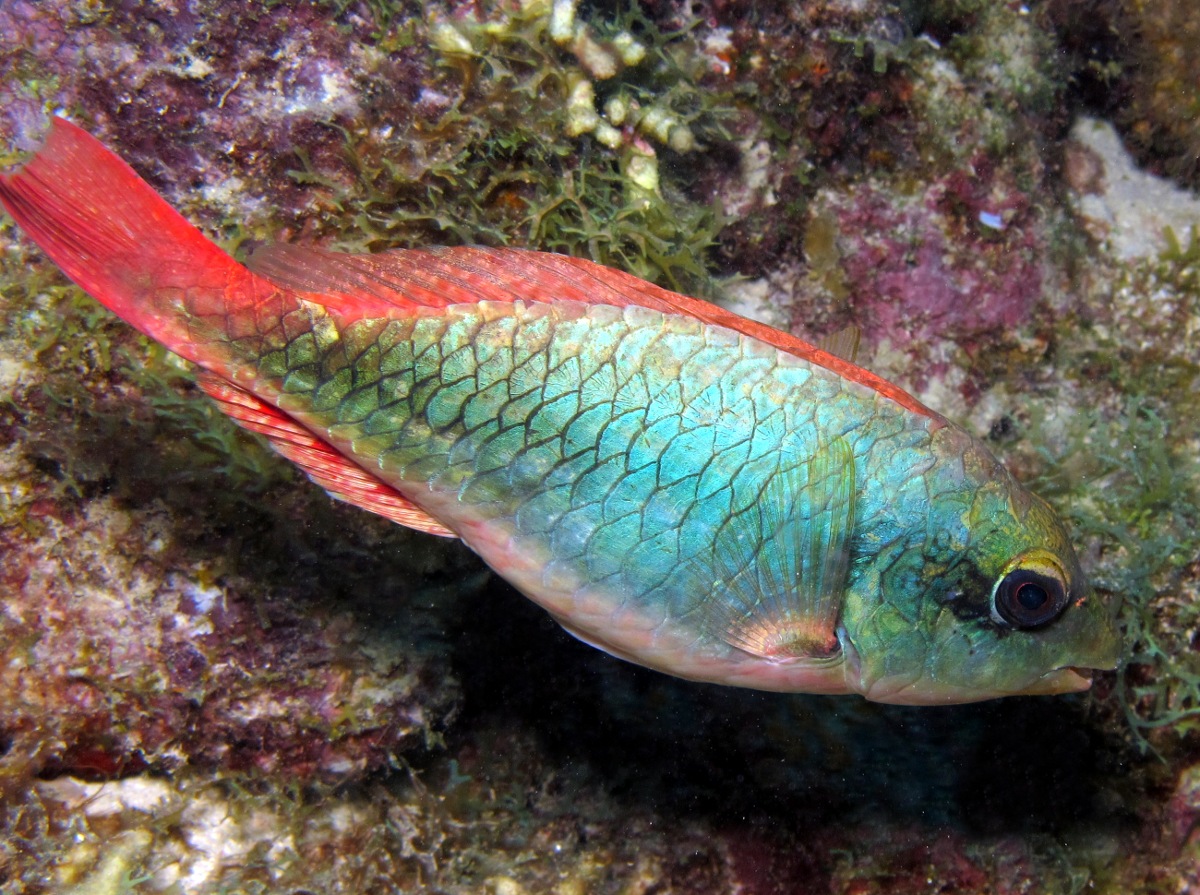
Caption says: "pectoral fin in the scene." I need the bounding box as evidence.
[699,437,856,659]
[815,325,862,365]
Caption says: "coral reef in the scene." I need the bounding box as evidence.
[687,0,1080,391]
[1110,0,1200,188]
[2,0,1200,892]
[0,485,464,783]
[801,166,1046,386]
[1049,0,1200,189]
[1068,117,1200,261]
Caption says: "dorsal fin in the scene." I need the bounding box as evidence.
[195,373,457,538]
[247,243,465,311]
[246,244,942,422]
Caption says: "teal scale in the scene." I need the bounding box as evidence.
[263,298,939,658]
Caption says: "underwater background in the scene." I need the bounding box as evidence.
[1,0,1199,891]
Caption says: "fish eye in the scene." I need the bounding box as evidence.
[992,566,1068,629]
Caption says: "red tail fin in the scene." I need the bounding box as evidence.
[0,118,264,367]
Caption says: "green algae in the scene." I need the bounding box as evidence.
[1015,230,1200,752]
[288,1,730,296]
[1031,401,1200,742]
[0,236,292,519]
[59,831,152,895]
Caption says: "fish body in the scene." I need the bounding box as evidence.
[0,120,1120,703]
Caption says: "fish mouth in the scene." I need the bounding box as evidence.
[866,666,1100,703]
[1028,666,1094,695]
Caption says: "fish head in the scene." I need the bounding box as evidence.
[841,430,1122,705]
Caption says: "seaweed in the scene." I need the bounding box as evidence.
[283,0,732,296]
[1019,231,1200,753]
[0,235,291,520]
[1029,400,1200,750]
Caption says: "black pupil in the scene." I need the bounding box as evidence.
[1016,582,1049,611]
[995,568,1066,628]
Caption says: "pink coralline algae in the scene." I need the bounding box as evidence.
[806,163,1044,354]
[1166,763,1200,853]
[0,0,430,228]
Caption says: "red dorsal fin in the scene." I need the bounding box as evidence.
[248,243,466,311]
[196,373,458,538]
[246,244,942,422]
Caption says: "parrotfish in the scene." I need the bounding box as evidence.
[0,119,1120,704]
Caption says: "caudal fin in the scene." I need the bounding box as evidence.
[0,118,262,365]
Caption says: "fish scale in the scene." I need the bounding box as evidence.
[0,118,1122,703]
[229,298,930,637]
[149,261,1049,672]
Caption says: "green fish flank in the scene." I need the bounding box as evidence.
[0,119,1122,705]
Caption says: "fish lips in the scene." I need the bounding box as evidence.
[857,665,1097,705]
[1024,665,1097,695]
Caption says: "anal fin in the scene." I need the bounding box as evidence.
[196,373,458,539]
[699,437,857,659]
